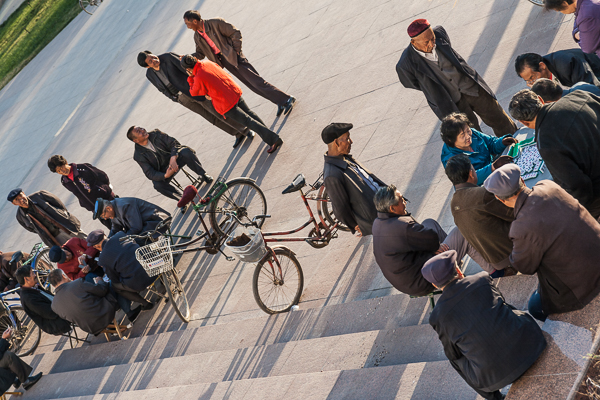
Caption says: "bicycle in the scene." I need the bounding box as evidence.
[79,0,102,15]
[0,288,41,357]
[528,0,544,5]
[10,243,58,293]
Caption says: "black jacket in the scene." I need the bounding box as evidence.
[98,232,155,292]
[535,90,600,210]
[430,273,546,392]
[396,26,495,120]
[0,252,29,292]
[0,338,18,392]
[146,52,197,100]
[16,191,81,247]
[323,154,385,236]
[108,197,170,238]
[372,212,437,296]
[133,130,193,182]
[61,163,114,212]
[20,287,71,335]
[543,49,600,87]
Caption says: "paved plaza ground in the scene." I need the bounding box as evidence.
[0,0,586,398]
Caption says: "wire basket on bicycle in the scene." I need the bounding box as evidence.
[135,236,174,277]
[225,227,267,263]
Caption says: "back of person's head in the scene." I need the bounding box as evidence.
[126,126,136,141]
[48,269,66,287]
[15,265,32,286]
[183,10,201,21]
[514,53,543,76]
[545,0,574,11]
[373,184,400,213]
[531,78,563,102]
[445,154,472,186]
[509,89,543,121]
[137,50,152,68]
[47,155,68,173]
[180,54,198,70]
[440,112,471,147]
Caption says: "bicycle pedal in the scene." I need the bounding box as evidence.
[225,256,234,262]
[196,230,205,237]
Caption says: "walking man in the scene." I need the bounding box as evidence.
[183,10,296,116]
[396,19,517,137]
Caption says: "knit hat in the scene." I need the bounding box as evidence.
[407,19,431,38]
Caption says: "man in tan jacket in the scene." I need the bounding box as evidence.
[183,10,296,117]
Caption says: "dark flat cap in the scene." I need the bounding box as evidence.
[137,50,151,68]
[421,250,457,287]
[483,164,522,198]
[93,198,109,220]
[407,19,431,38]
[87,229,105,247]
[7,188,22,202]
[321,123,353,144]
[180,54,197,70]
[49,246,66,264]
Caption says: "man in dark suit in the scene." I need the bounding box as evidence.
[322,123,385,236]
[423,251,546,400]
[0,327,42,392]
[396,19,517,137]
[138,51,251,148]
[515,50,600,87]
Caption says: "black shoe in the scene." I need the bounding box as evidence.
[13,377,20,388]
[142,301,155,311]
[202,174,214,184]
[276,104,285,117]
[283,96,296,115]
[22,372,42,391]
[246,130,255,138]
[127,305,142,323]
[233,134,245,148]
[267,138,283,154]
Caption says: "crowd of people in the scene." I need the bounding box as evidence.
[1,2,600,397]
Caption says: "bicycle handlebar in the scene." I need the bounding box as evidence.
[0,288,20,297]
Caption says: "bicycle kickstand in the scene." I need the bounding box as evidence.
[218,248,235,261]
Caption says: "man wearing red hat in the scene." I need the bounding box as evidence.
[396,19,517,137]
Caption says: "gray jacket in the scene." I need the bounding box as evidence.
[51,279,118,335]
[108,197,170,238]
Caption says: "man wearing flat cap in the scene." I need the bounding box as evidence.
[48,235,102,283]
[397,19,517,137]
[8,189,86,247]
[424,251,546,400]
[322,123,385,236]
[484,164,600,321]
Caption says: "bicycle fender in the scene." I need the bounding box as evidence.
[226,177,257,185]
[259,246,296,264]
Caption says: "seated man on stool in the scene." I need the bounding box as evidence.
[48,236,103,283]
[15,265,72,336]
[49,269,141,336]
[0,250,29,292]
[90,230,154,311]
[372,184,500,297]
[127,126,213,201]
[423,251,546,400]
[0,328,42,392]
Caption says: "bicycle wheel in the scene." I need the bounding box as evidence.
[34,248,57,293]
[253,247,304,314]
[528,0,544,5]
[161,270,190,322]
[0,307,41,357]
[317,185,351,232]
[209,178,267,238]
[79,0,98,15]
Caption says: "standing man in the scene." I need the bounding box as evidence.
[508,89,600,217]
[396,19,517,137]
[514,50,600,87]
[423,251,546,400]
[322,123,385,236]
[183,10,296,116]
[484,164,600,321]
[8,189,86,247]
[138,51,252,148]
[47,155,115,229]
[126,126,213,201]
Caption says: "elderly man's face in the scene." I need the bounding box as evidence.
[184,18,202,31]
[519,63,550,87]
[101,205,115,220]
[145,54,160,70]
[334,132,352,155]
[390,190,408,215]
[131,127,149,146]
[64,249,73,263]
[411,28,436,53]
[12,192,29,208]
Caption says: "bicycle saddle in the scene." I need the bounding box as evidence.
[10,251,23,265]
[177,185,198,208]
[282,174,306,194]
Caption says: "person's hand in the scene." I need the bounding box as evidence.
[435,243,450,255]
[205,95,212,101]
[575,31,581,41]
[78,255,87,265]
[354,225,362,237]
[81,266,91,274]
[169,155,179,171]
[165,164,178,178]
[2,328,12,340]
[492,155,514,171]
[502,136,518,146]
[93,277,102,284]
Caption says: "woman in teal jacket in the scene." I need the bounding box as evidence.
[440,113,517,185]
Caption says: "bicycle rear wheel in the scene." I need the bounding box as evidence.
[34,248,57,293]
[528,0,544,5]
[253,247,303,314]
[0,307,41,357]
[161,270,190,322]
[209,178,267,238]
[317,185,351,232]
[79,0,99,15]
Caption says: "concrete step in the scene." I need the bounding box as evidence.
[19,361,482,400]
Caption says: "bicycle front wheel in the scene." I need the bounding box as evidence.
[317,185,351,232]
[161,270,190,323]
[1,306,41,357]
[34,248,57,293]
[79,0,98,15]
[209,178,267,237]
[253,247,304,314]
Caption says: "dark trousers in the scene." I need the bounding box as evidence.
[221,55,290,106]
[112,281,151,307]
[528,290,548,322]
[153,147,207,200]
[224,97,280,146]
[0,351,33,383]
[586,196,600,219]
[449,360,505,400]
[457,85,517,138]
[178,94,246,136]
